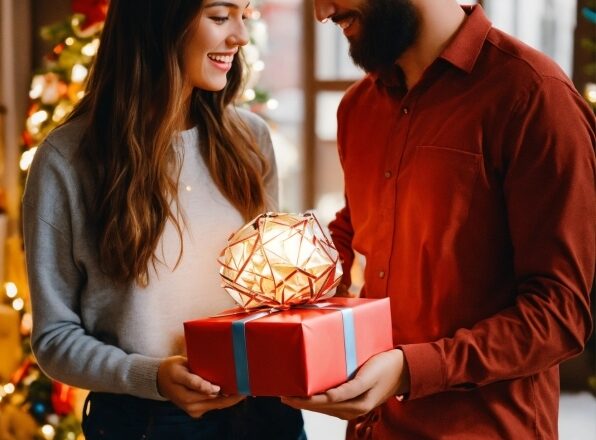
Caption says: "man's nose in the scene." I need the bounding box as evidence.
[313,0,336,22]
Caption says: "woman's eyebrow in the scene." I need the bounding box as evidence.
[204,1,250,9]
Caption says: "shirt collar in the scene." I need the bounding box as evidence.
[439,5,492,73]
[372,5,493,89]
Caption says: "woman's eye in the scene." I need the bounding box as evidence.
[211,16,228,24]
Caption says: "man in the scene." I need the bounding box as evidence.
[282,1,596,438]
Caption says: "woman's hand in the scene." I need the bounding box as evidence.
[157,356,245,418]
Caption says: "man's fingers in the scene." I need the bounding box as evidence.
[282,375,369,409]
[281,396,334,411]
[325,375,370,402]
[282,395,369,420]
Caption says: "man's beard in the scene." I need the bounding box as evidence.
[348,0,419,74]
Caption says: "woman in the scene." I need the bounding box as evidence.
[22,0,304,438]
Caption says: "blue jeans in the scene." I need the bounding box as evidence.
[82,392,306,440]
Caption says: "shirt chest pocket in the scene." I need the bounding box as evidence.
[401,146,482,231]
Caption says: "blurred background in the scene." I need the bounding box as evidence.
[0,0,594,438]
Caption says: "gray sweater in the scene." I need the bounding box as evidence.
[23,109,278,400]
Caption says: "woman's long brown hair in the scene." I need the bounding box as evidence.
[67,0,268,286]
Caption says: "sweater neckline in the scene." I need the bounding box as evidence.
[176,126,198,149]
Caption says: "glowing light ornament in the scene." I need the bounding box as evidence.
[219,212,342,310]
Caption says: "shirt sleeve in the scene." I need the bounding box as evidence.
[401,76,595,399]
[328,198,355,289]
[23,141,165,400]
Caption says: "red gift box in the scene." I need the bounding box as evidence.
[184,297,393,397]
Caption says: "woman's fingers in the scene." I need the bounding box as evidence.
[158,356,220,401]
[181,370,220,395]
[184,395,246,418]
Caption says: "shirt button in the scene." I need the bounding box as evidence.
[402,107,409,115]
[384,171,392,178]
[379,271,385,278]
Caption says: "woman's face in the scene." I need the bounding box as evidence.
[183,0,250,91]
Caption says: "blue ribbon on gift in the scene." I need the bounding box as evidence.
[231,304,357,396]
[231,311,271,395]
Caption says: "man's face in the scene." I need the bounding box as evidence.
[314,0,419,74]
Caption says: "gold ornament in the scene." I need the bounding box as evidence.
[0,305,22,382]
[219,212,342,310]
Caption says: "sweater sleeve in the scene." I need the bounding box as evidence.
[23,140,165,400]
[401,77,595,399]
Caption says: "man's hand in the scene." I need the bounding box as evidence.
[157,356,245,418]
[281,349,409,420]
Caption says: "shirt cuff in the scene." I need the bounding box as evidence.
[399,342,445,400]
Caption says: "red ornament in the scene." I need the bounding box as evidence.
[22,130,34,148]
[10,358,33,385]
[72,0,109,29]
[51,381,75,416]
[53,43,65,55]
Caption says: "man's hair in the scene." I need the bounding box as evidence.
[67,0,268,286]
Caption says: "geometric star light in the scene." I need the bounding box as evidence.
[218,212,343,310]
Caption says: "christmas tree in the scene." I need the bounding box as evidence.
[2,1,273,438]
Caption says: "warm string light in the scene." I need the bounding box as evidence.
[21,312,33,334]
[5,282,18,298]
[81,38,100,57]
[41,424,56,440]
[4,282,26,312]
[266,99,279,110]
[20,147,38,171]
[584,83,596,105]
[244,88,257,101]
[0,383,9,402]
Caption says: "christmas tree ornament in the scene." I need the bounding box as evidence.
[71,0,109,30]
[51,382,75,416]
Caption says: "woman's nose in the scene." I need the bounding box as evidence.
[228,19,249,47]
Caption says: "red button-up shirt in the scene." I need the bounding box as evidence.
[329,6,595,439]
